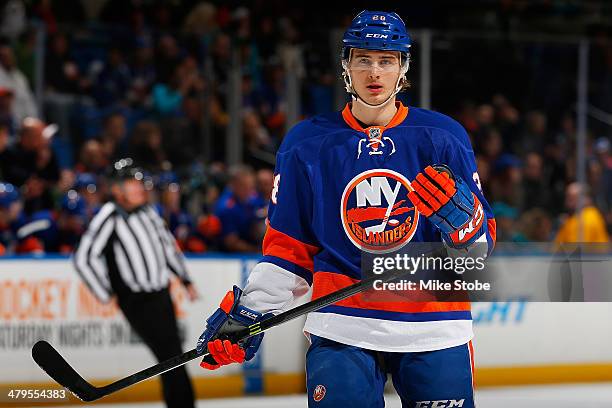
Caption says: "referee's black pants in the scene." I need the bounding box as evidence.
[118,288,195,408]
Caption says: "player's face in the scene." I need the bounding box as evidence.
[348,49,402,105]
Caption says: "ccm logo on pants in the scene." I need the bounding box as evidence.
[415,400,465,408]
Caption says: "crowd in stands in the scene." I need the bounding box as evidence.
[0,0,610,255]
[457,96,610,243]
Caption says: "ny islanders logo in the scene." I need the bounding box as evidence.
[341,169,419,253]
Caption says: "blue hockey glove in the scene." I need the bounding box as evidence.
[196,286,265,370]
[408,165,485,248]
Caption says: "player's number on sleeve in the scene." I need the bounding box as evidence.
[271,174,280,204]
[473,172,482,192]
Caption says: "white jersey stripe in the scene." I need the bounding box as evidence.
[115,216,152,291]
[303,312,473,352]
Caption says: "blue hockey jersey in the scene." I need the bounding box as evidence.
[241,102,497,352]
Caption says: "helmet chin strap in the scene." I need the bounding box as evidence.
[342,50,409,110]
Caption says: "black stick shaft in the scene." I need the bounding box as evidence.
[100,349,200,395]
[257,265,406,333]
[96,265,410,395]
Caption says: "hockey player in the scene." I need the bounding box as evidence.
[197,11,496,407]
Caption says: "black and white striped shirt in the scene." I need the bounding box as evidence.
[73,202,191,303]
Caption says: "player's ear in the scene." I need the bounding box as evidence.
[400,77,411,90]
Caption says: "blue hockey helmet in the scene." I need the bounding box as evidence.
[342,11,411,60]
[341,11,412,108]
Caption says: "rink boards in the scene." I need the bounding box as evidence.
[0,255,611,404]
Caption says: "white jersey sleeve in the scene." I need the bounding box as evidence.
[240,262,311,315]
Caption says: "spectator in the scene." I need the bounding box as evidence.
[156,171,206,253]
[476,128,503,163]
[521,152,550,211]
[160,95,202,168]
[152,60,203,117]
[43,32,88,142]
[128,121,167,172]
[92,47,131,107]
[277,17,305,81]
[182,2,218,40]
[210,32,232,85]
[73,172,103,215]
[155,34,182,84]
[56,189,87,254]
[255,168,274,205]
[473,103,495,141]
[475,154,492,196]
[0,181,22,254]
[208,94,230,158]
[554,182,609,243]
[490,153,522,207]
[0,117,60,214]
[44,32,83,94]
[253,167,273,241]
[492,202,520,242]
[255,16,277,61]
[516,208,553,242]
[8,202,56,255]
[514,110,548,157]
[127,40,156,110]
[0,123,8,159]
[0,89,15,140]
[0,0,27,42]
[243,110,275,168]
[491,93,520,149]
[75,139,109,175]
[15,28,37,86]
[97,112,128,160]
[258,62,287,135]
[591,137,611,223]
[214,164,261,252]
[0,43,38,122]
[31,0,61,34]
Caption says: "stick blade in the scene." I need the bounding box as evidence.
[32,340,101,402]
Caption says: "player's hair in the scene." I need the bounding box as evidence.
[400,77,411,91]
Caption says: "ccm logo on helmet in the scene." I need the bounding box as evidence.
[365,33,389,38]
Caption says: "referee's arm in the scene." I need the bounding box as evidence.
[146,206,193,285]
[73,203,116,303]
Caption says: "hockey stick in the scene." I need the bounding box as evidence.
[365,182,401,236]
[32,253,435,402]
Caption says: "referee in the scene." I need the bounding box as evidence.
[73,158,196,408]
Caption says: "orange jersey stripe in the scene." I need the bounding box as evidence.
[263,224,319,272]
[468,340,475,390]
[341,102,409,134]
[487,218,497,246]
[312,271,471,314]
